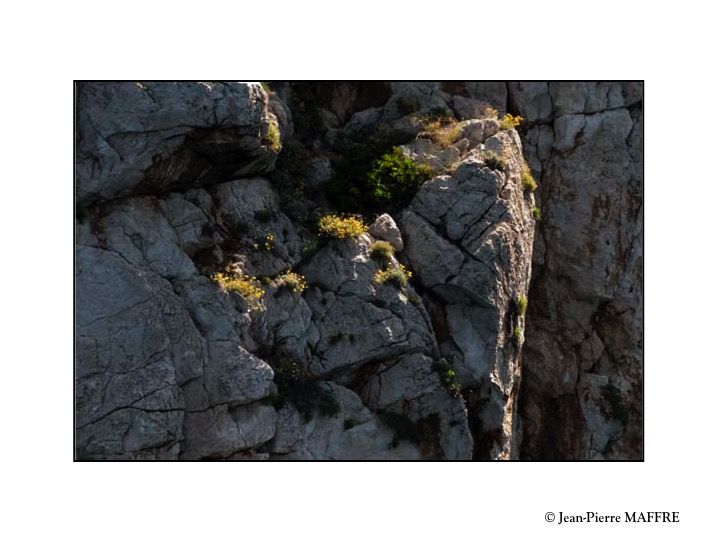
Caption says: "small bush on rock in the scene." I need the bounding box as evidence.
[212,272,265,312]
[277,271,308,294]
[499,113,523,130]
[532,206,542,221]
[513,326,523,342]
[318,214,368,239]
[433,359,462,398]
[366,147,433,210]
[370,240,395,262]
[265,120,282,152]
[374,264,412,287]
[420,118,463,148]
[481,151,507,172]
[521,161,538,192]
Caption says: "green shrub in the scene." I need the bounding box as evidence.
[481,151,507,172]
[318,214,368,239]
[602,383,629,426]
[517,295,528,317]
[532,206,542,221]
[432,359,462,398]
[366,148,433,210]
[370,240,395,262]
[323,130,419,214]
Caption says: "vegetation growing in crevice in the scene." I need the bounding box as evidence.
[211,271,265,312]
[374,264,412,287]
[264,119,281,152]
[521,160,538,192]
[517,295,528,317]
[268,359,340,421]
[432,359,462,398]
[481,151,507,172]
[513,325,523,342]
[323,129,426,215]
[532,206,542,221]
[369,240,394,262]
[276,271,308,294]
[418,114,463,148]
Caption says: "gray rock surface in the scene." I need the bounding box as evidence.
[368,213,404,252]
[76,82,278,206]
[508,81,643,460]
[400,123,535,459]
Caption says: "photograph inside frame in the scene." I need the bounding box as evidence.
[74,81,643,461]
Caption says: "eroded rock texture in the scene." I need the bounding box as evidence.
[509,82,643,460]
[75,81,641,460]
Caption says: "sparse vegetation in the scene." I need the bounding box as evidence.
[277,271,308,294]
[521,161,538,192]
[271,359,340,421]
[499,113,523,130]
[265,120,282,152]
[532,206,542,221]
[602,383,629,426]
[263,233,275,251]
[481,151,507,171]
[420,118,463,147]
[318,214,368,239]
[513,326,523,342]
[212,272,265,312]
[370,240,395,262]
[374,264,412,287]
[433,359,462,398]
[517,295,528,317]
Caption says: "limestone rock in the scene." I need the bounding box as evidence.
[76,82,277,205]
[368,213,404,251]
[513,81,643,460]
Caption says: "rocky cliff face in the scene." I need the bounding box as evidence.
[75,81,641,460]
[509,82,643,460]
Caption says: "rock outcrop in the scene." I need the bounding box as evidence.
[75,81,641,460]
[508,82,643,460]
